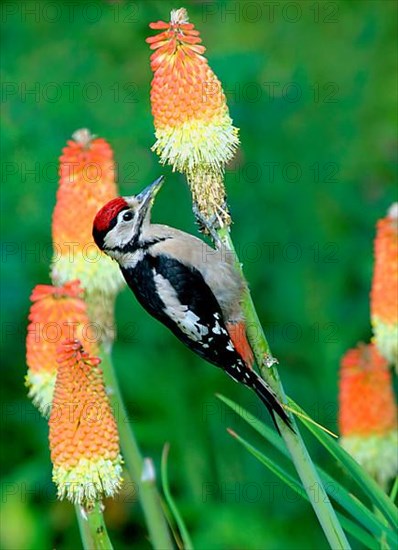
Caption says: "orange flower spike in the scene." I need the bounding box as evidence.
[26,281,98,415]
[339,344,396,435]
[371,203,398,369]
[51,129,124,297]
[147,8,238,172]
[51,129,125,348]
[147,8,239,227]
[338,343,397,486]
[49,340,122,505]
[54,130,115,253]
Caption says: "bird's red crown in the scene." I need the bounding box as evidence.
[93,197,129,232]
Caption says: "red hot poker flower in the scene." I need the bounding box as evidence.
[370,203,398,369]
[338,343,397,487]
[26,281,98,415]
[49,339,122,505]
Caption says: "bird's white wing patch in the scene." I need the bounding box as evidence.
[153,271,209,341]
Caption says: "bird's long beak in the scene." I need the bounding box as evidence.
[125,176,164,219]
[136,176,164,208]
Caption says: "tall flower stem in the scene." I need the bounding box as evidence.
[99,350,173,550]
[145,8,350,547]
[75,503,114,550]
[218,228,351,550]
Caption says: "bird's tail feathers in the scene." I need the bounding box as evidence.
[248,371,294,433]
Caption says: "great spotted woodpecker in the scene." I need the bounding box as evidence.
[92,177,291,429]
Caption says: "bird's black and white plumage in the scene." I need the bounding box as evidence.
[93,177,292,430]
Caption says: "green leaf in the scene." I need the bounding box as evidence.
[289,398,398,530]
[161,444,194,550]
[216,394,284,452]
[318,467,395,547]
[227,427,301,495]
[217,394,397,547]
[228,429,379,550]
[337,515,379,550]
[389,477,398,502]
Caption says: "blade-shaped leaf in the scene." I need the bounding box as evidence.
[217,394,397,546]
[337,515,379,550]
[161,444,194,550]
[389,477,398,502]
[229,429,379,550]
[288,398,398,530]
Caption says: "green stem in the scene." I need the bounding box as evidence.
[100,350,173,550]
[218,228,350,550]
[75,502,113,550]
[161,444,194,550]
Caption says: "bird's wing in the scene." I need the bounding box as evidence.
[122,253,243,370]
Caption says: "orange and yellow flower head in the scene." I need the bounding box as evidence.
[147,8,239,227]
[370,203,398,369]
[26,281,98,415]
[338,343,397,486]
[49,340,122,505]
[51,129,123,295]
[51,129,125,347]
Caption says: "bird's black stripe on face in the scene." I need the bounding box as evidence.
[108,236,171,254]
[139,237,171,250]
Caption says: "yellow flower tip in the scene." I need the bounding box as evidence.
[49,340,122,505]
[51,251,124,297]
[338,343,397,485]
[146,8,239,175]
[53,457,123,505]
[370,203,398,368]
[25,370,56,416]
[340,431,398,488]
[26,281,99,415]
[51,129,124,296]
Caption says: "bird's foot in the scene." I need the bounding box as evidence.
[192,203,222,246]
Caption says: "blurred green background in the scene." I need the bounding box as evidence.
[1,1,396,548]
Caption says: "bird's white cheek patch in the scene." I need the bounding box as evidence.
[104,223,132,251]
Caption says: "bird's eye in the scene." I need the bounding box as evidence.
[122,211,133,222]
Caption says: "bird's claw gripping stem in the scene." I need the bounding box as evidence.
[192,202,223,247]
